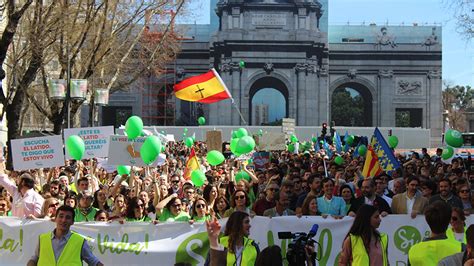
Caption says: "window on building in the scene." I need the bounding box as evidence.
[395,108,422,127]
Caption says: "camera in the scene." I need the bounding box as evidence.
[278,224,319,266]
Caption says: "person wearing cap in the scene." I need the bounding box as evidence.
[74,191,98,222]
[0,162,43,218]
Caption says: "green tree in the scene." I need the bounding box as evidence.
[331,88,364,126]
[442,84,473,131]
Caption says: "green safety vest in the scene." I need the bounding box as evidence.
[220,236,258,266]
[446,227,467,244]
[350,233,388,266]
[74,207,98,222]
[408,237,462,266]
[37,231,84,266]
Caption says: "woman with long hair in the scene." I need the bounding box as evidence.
[299,195,322,216]
[203,185,218,209]
[156,194,190,222]
[221,211,260,266]
[339,184,355,214]
[109,194,126,220]
[40,197,60,220]
[191,196,211,222]
[224,190,255,218]
[125,197,151,222]
[213,195,230,219]
[93,187,110,212]
[339,204,388,266]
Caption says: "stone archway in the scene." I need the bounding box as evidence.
[331,81,374,126]
[249,77,289,125]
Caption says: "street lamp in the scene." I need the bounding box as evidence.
[48,78,87,128]
[92,88,109,126]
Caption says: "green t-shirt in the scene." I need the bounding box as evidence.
[74,207,98,222]
[125,216,152,222]
[192,214,211,222]
[158,208,190,222]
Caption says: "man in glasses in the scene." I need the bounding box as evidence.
[253,183,278,216]
[0,162,43,218]
[168,174,182,195]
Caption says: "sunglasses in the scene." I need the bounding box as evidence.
[172,180,180,184]
[186,191,195,194]
[196,204,206,209]
[0,204,6,207]
[49,203,59,208]
[235,195,245,200]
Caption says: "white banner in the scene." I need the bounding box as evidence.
[11,136,65,171]
[0,215,470,266]
[107,135,165,167]
[63,126,114,159]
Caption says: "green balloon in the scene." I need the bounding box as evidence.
[235,136,256,154]
[288,143,295,153]
[66,135,85,160]
[191,170,206,187]
[445,129,463,148]
[442,146,455,160]
[312,137,318,143]
[185,137,194,148]
[198,116,206,125]
[346,135,355,146]
[388,136,399,149]
[230,138,239,154]
[235,128,248,138]
[140,135,162,165]
[334,156,344,166]
[206,150,225,166]
[184,128,188,133]
[117,165,131,175]
[235,171,250,182]
[125,116,143,140]
[239,60,245,68]
[290,134,298,143]
[358,144,367,157]
[258,129,263,136]
[231,130,238,139]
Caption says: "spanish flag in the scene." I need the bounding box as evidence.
[173,69,232,103]
[184,148,200,180]
[362,137,382,178]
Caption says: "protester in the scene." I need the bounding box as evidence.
[27,205,103,266]
[429,178,464,210]
[224,190,255,217]
[339,184,355,214]
[74,191,99,222]
[339,204,389,265]
[40,197,60,220]
[447,207,467,244]
[439,224,474,265]
[348,179,391,217]
[408,201,464,265]
[0,196,11,216]
[298,195,323,217]
[156,194,190,222]
[125,197,152,222]
[213,195,230,219]
[391,176,428,218]
[253,183,278,216]
[263,191,295,217]
[317,178,346,217]
[191,196,211,222]
[94,210,108,222]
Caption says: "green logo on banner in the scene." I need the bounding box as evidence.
[394,226,421,254]
[175,232,210,266]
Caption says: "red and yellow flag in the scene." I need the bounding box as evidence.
[362,138,382,178]
[173,69,232,103]
[184,148,200,180]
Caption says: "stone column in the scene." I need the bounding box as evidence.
[428,70,442,146]
[318,63,329,124]
[378,69,394,127]
[231,64,242,125]
[306,60,318,125]
[295,63,307,125]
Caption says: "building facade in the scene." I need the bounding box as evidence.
[105,0,443,145]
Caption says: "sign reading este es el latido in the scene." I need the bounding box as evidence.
[11,135,65,171]
[63,126,114,159]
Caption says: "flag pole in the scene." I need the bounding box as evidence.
[212,68,248,125]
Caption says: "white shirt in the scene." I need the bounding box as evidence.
[406,194,415,215]
[0,174,43,218]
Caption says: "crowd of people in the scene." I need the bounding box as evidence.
[1,138,474,265]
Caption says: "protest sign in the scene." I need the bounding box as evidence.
[64,126,114,159]
[107,135,165,167]
[11,136,65,171]
[206,130,222,152]
[258,132,286,151]
[253,152,270,170]
[0,215,467,266]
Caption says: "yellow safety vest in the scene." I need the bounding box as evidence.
[446,227,467,244]
[37,231,84,266]
[220,236,258,266]
[408,238,462,266]
[350,233,388,266]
